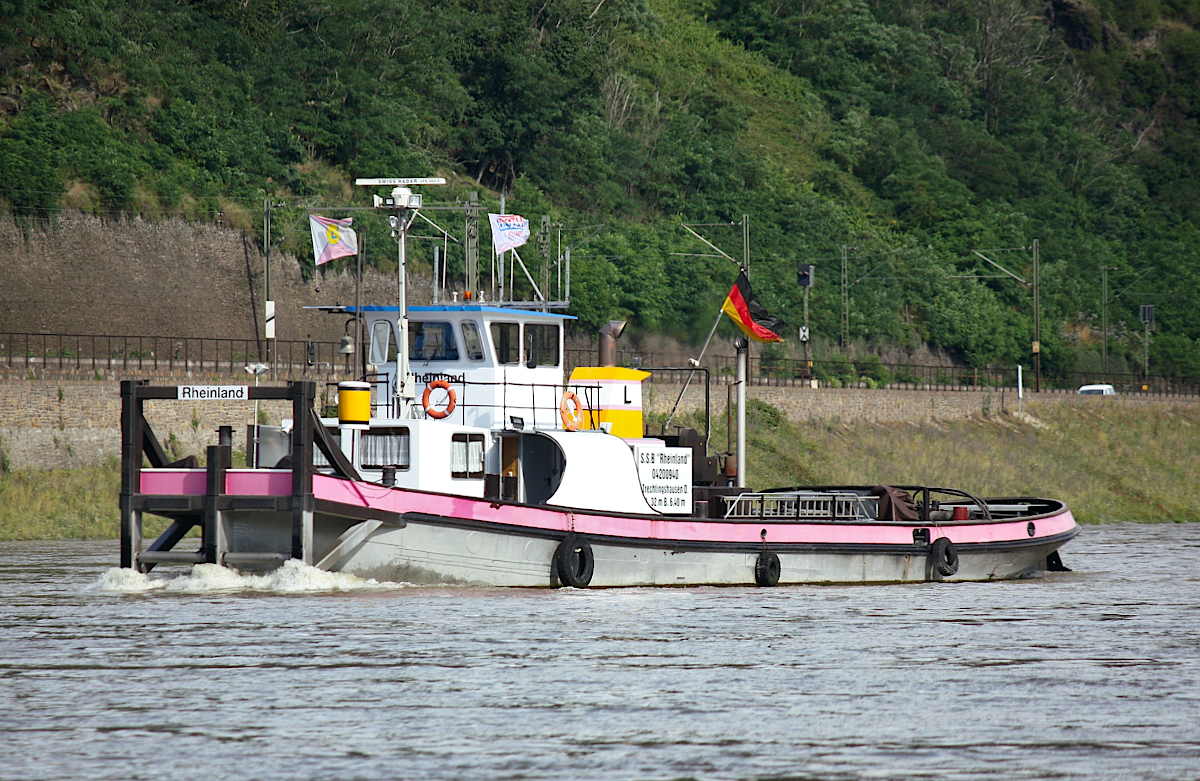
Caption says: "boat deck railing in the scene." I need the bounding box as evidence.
[345,375,607,430]
[724,492,879,522]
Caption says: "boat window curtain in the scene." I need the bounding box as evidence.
[468,436,484,474]
[451,435,467,475]
[361,429,411,469]
[452,433,485,478]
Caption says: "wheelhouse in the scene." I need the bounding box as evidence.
[359,305,574,430]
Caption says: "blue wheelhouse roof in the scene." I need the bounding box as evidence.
[347,305,576,320]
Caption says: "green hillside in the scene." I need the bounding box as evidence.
[2,0,1199,377]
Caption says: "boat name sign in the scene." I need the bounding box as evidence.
[634,445,693,514]
[414,372,465,384]
[177,385,248,400]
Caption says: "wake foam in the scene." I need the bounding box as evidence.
[95,559,408,594]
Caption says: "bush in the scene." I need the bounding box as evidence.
[853,355,892,386]
[0,95,64,219]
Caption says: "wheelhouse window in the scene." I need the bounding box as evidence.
[410,322,459,361]
[360,428,411,470]
[451,433,485,479]
[370,321,397,364]
[524,323,560,367]
[491,322,521,365]
[460,321,485,361]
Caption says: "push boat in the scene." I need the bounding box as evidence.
[120,303,1078,587]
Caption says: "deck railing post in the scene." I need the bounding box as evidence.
[290,381,316,564]
[119,380,144,570]
[203,442,230,564]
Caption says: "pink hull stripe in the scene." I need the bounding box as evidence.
[226,470,292,495]
[312,474,1077,547]
[141,469,205,495]
[141,469,291,496]
[138,469,1076,547]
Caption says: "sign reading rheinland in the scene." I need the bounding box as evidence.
[634,445,692,514]
[177,386,248,400]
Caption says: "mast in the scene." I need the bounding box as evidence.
[354,177,446,417]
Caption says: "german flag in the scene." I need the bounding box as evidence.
[721,270,784,342]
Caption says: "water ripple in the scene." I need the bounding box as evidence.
[1,526,1199,781]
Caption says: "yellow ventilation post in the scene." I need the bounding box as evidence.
[337,381,371,430]
[568,367,651,438]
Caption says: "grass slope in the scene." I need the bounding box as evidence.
[1,400,1196,540]
[733,399,1200,523]
[0,459,121,540]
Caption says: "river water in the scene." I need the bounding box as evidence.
[2,523,1199,781]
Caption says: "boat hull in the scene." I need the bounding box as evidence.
[139,470,1079,587]
[305,518,1076,587]
[205,480,1077,587]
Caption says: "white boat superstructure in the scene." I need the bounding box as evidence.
[289,305,682,514]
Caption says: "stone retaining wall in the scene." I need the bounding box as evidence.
[0,379,304,470]
[644,382,1196,425]
[1,378,1197,470]
[0,213,410,346]
[646,384,1011,423]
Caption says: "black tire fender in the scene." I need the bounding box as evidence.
[928,537,960,581]
[552,534,594,588]
[754,551,781,587]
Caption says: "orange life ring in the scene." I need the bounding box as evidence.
[422,380,457,419]
[559,390,583,431]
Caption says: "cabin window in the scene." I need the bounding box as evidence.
[451,433,486,479]
[524,323,560,367]
[370,321,397,364]
[360,428,411,470]
[410,322,459,361]
[491,322,521,365]
[460,321,485,361]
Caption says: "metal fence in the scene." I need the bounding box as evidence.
[565,348,1200,397]
[5,333,1198,396]
[0,332,356,378]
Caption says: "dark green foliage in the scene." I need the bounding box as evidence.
[1152,333,1200,376]
[0,96,64,219]
[1,0,1199,376]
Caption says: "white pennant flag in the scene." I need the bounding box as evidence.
[309,215,359,266]
[488,213,530,256]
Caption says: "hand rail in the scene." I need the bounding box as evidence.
[0,331,354,379]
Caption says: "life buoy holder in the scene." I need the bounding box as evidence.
[927,537,959,581]
[559,391,583,431]
[422,380,457,419]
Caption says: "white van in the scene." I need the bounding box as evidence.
[1077,384,1117,396]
